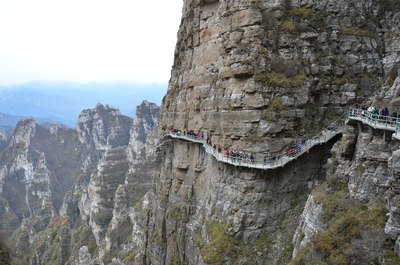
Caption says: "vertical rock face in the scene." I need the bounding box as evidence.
[127,100,160,162]
[0,101,160,264]
[139,0,400,264]
[292,194,324,258]
[160,0,391,155]
[386,150,400,254]
[136,138,336,264]
[76,104,132,151]
[0,118,83,239]
[2,0,400,264]
[291,123,400,262]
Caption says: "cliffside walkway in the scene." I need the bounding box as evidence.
[163,108,400,170]
[347,108,400,140]
[164,118,343,170]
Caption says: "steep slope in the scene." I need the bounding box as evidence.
[0,102,160,265]
[2,0,400,264]
[0,119,83,239]
[131,0,400,264]
[0,239,12,265]
[160,0,388,155]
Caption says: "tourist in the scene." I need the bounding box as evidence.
[288,144,296,157]
[362,104,368,111]
[297,143,302,153]
[392,111,398,125]
[384,107,389,116]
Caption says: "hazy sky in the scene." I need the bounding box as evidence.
[0,0,183,86]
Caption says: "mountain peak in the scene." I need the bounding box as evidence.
[76,104,132,150]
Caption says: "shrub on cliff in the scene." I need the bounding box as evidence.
[256,71,307,87]
[0,241,11,265]
[295,182,395,265]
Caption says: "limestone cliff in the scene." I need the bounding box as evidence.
[0,102,160,265]
[2,0,400,264]
[134,0,400,264]
[160,0,391,155]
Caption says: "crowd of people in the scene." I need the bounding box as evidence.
[165,105,395,168]
[225,149,255,164]
[166,128,257,164]
[361,104,399,124]
[166,128,310,166]
[287,142,303,157]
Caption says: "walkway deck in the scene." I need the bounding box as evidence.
[165,128,340,170]
[163,108,400,170]
[347,108,400,140]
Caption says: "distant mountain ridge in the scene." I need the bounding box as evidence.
[0,80,166,127]
[0,101,161,264]
[0,112,57,138]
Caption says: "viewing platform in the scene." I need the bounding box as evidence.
[347,108,400,140]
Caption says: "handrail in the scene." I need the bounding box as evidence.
[348,108,396,130]
[162,108,400,170]
[347,108,400,140]
[164,128,340,170]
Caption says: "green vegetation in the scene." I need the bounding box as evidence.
[259,96,284,122]
[313,198,386,264]
[25,217,71,265]
[195,184,308,264]
[331,75,355,86]
[102,250,113,264]
[0,241,11,265]
[109,219,133,246]
[200,222,238,265]
[92,210,113,228]
[313,181,348,221]
[330,157,339,166]
[281,20,297,33]
[383,246,400,265]
[295,181,393,264]
[288,244,312,265]
[171,254,183,265]
[0,198,20,233]
[255,71,307,87]
[262,112,275,122]
[70,131,78,142]
[195,229,202,248]
[169,207,186,222]
[356,165,365,177]
[290,7,314,18]
[124,252,135,263]
[270,97,284,111]
[72,224,97,256]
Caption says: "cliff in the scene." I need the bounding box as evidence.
[135,0,400,264]
[2,0,400,264]
[0,102,160,265]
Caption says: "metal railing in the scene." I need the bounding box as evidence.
[164,115,343,170]
[162,108,400,170]
[347,108,400,140]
